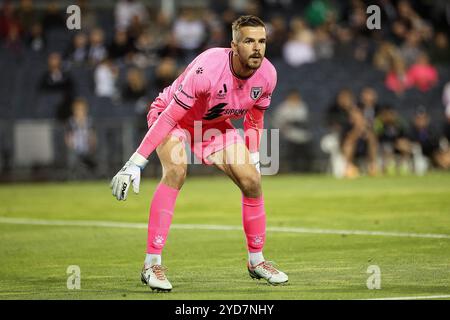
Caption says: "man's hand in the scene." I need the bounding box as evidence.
[110,152,148,201]
[250,152,260,174]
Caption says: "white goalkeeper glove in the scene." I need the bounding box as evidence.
[250,152,260,174]
[110,152,148,201]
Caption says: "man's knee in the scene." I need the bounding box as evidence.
[237,173,261,197]
[162,165,187,189]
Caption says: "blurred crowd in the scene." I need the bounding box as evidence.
[1,0,450,178]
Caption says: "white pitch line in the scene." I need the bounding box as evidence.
[1,217,450,240]
[362,294,450,300]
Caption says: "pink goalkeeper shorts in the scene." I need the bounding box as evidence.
[147,107,244,165]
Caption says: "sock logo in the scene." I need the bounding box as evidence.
[252,235,263,246]
[153,235,165,247]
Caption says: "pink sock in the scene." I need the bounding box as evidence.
[147,183,179,254]
[242,195,266,252]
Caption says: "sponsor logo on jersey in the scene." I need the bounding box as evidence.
[203,103,247,120]
[177,84,194,99]
[223,108,246,116]
[203,103,227,120]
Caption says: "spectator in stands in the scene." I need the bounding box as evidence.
[203,24,227,50]
[374,105,412,175]
[391,20,408,45]
[17,0,37,33]
[88,28,108,65]
[172,7,207,60]
[94,57,119,99]
[157,32,184,60]
[396,0,429,36]
[443,83,450,142]
[305,0,336,28]
[273,90,313,172]
[327,88,378,177]
[333,25,354,60]
[0,1,21,40]
[409,107,450,170]
[314,25,334,60]
[26,22,46,53]
[132,30,159,68]
[128,13,147,42]
[429,31,450,65]
[407,53,439,92]
[443,82,450,116]
[121,67,147,103]
[373,41,399,72]
[358,86,380,126]
[65,97,97,179]
[115,0,148,32]
[283,17,316,67]
[202,10,227,50]
[385,55,413,95]
[266,15,288,60]
[39,52,74,120]
[327,88,353,135]
[65,32,88,65]
[152,10,172,43]
[41,1,64,32]
[348,0,370,37]
[444,105,450,145]
[40,52,72,91]
[400,30,423,67]
[153,57,178,94]
[122,67,149,137]
[108,29,134,62]
[3,22,23,56]
[76,0,97,32]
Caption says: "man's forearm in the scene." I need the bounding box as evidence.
[244,108,265,153]
[136,100,189,159]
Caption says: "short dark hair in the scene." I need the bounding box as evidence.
[232,15,265,41]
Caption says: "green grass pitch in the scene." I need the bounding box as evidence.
[0,173,449,300]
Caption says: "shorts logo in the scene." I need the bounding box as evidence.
[196,67,203,74]
[250,87,263,100]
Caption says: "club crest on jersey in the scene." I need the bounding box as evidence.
[250,87,263,100]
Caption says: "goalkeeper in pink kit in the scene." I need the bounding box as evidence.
[110,15,288,291]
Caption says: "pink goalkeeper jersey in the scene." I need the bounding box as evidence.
[153,48,276,125]
[137,47,277,158]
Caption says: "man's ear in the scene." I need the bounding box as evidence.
[231,40,238,55]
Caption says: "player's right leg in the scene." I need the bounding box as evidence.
[208,142,288,285]
[141,134,187,292]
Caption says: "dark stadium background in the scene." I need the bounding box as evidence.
[0,0,449,181]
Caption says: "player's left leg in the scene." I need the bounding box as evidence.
[207,142,288,285]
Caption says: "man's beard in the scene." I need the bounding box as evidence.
[247,54,263,69]
[238,51,263,70]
